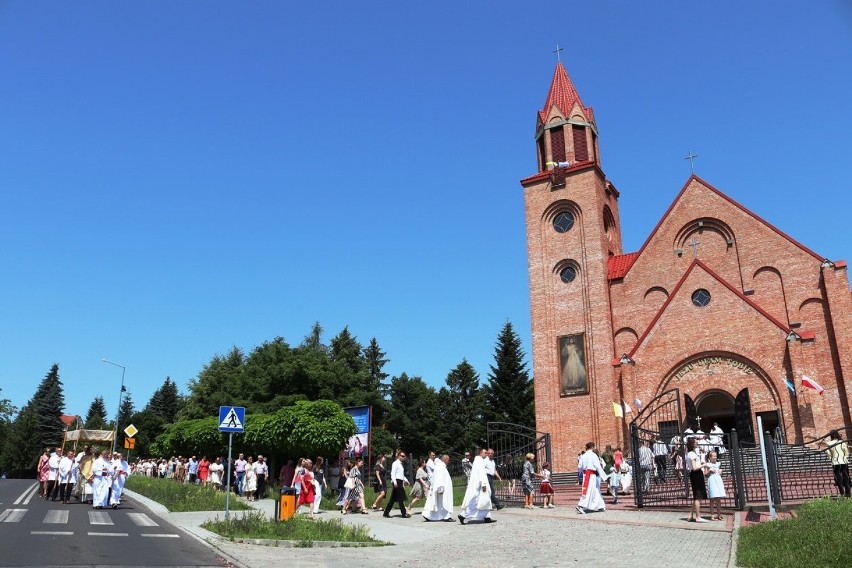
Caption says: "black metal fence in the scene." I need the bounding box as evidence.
[630,398,851,510]
[487,422,551,506]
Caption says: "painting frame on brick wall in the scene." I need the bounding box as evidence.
[559,333,588,396]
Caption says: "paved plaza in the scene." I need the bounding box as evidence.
[126,490,738,568]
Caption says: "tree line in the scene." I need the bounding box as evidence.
[0,321,532,477]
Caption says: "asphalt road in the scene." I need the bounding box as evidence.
[0,479,228,567]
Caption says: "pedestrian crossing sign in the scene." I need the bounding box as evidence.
[218,406,245,433]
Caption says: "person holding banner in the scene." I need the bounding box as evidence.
[576,442,606,514]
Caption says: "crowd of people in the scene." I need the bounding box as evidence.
[36,445,129,508]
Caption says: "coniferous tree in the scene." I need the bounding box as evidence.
[116,392,135,440]
[145,377,182,423]
[385,373,443,457]
[84,396,109,430]
[31,364,66,447]
[179,346,248,420]
[440,359,487,455]
[484,322,534,427]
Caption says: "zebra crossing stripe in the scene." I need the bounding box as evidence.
[87,532,128,537]
[88,511,113,525]
[44,510,69,524]
[141,534,180,538]
[0,509,26,523]
[31,531,73,535]
[127,513,159,527]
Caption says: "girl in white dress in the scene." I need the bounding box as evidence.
[705,451,725,520]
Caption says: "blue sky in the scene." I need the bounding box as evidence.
[2,1,850,420]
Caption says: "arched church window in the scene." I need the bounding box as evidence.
[692,289,711,307]
[553,211,575,233]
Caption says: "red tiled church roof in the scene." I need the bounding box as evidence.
[608,252,639,280]
[538,62,592,124]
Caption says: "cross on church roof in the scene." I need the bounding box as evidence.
[685,151,698,174]
[688,236,701,259]
[553,44,563,63]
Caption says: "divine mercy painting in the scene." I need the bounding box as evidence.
[559,333,588,396]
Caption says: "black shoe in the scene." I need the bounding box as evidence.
[495,503,504,510]
[484,517,496,523]
[443,518,456,522]
[383,514,390,518]
[112,503,118,509]
[458,514,466,525]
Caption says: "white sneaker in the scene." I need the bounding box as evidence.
[576,505,586,515]
[696,517,709,523]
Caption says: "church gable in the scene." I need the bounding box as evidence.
[610,176,827,342]
[628,260,790,362]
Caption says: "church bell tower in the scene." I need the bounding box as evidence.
[522,62,624,471]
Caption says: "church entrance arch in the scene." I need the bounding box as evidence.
[696,391,736,434]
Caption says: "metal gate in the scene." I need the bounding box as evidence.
[486,422,551,506]
[630,388,691,507]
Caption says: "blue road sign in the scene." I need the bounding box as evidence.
[218,406,245,433]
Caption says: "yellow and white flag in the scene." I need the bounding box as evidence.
[612,401,624,418]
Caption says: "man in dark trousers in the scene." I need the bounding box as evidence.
[383,450,411,518]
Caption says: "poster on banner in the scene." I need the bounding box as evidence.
[343,406,371,460]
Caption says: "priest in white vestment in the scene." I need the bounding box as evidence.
[458,450,495,524]
[92,450,113,508]
[423,454,454,522]
[110,452,130,508]
[576,442,606,514]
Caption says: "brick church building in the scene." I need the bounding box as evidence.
[522,63,852,472]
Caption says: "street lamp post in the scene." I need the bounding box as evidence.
[102,359,126,455]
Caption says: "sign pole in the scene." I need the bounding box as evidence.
[757,416,776,520]
[225,432,233,520]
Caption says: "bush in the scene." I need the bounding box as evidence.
[737,498,852,568]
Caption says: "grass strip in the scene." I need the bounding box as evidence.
[202,510,381,545]
[125,475,251,513]
[737,498,852,568]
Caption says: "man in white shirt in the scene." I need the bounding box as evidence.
[653,437,669,483]
[484,448,503,510]
[383,451,411,518]
[92,450,113,509]
[425,451,437,483]
[254,455,268,499]
[47,449,60,500]
[576,442,607,514]
[57,450,75,504]
[461,452,472,480]
[111,452,130,508]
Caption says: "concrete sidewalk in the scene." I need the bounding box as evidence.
[125,490,739,568]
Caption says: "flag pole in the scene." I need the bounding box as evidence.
[757,416,776,520]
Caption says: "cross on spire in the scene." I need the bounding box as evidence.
[553,44,563,63]
[688,236,701,259]
[685,151,698,174]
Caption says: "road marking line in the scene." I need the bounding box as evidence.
[0,509,27,523]
[128,513,159,527]
[14,483,39,505]
[32,531,74,535]
[87,532,128,537]
[141,534,180,538]
[88,511,113,525]
[44,510,69,524]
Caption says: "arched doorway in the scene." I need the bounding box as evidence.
[696,391,736,433]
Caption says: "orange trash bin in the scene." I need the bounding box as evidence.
[279,487,296,521]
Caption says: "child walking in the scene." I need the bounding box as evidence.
[539,462,555,508]
[705,451,725,520]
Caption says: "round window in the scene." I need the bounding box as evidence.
[553,211,575,233]
[692,289,711,307]
[560,266,577,283]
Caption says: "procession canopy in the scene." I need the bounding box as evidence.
[64,429,115,442]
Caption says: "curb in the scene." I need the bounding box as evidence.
[728,510,741,568]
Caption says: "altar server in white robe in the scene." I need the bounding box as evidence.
[576,442,607,514]
[458,450,495,524]
[92,450,113,508]
[423,454,454,522]
[110,452,130,508]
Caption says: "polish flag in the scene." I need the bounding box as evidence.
[623,400,633,414]
[801,375,824,395]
